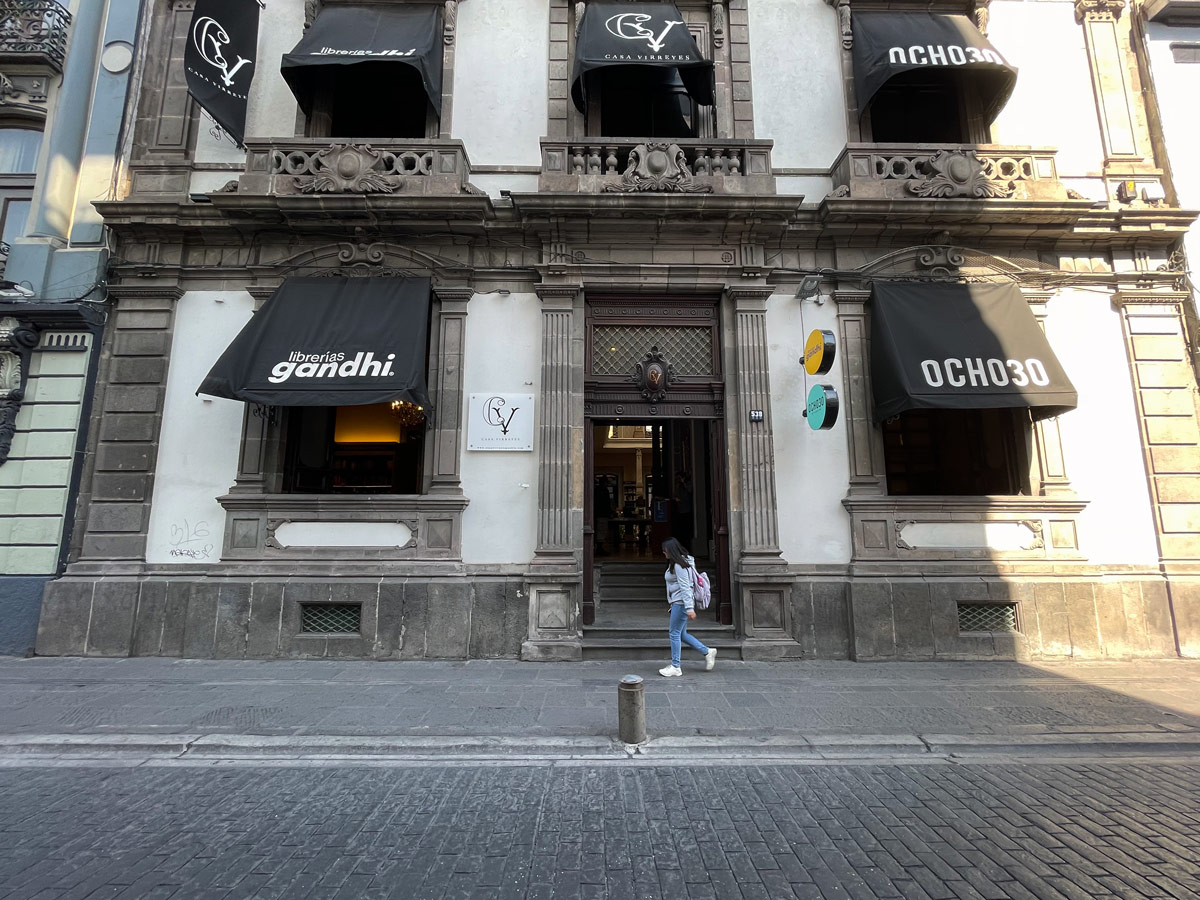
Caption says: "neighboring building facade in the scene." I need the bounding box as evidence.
[35,0,1200,661]
[0,0,140,655]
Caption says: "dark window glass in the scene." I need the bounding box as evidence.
[309,64,432,139]
[882,408,1028,496]
[284,402,426,494]
[591,66,695,138]
[868,73,969,143]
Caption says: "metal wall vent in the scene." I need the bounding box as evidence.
[957,603,1018,633]
[301,603,361,635]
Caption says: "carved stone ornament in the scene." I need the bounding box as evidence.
[444,0,457,44]
[1074,0,1125,21]
[712,1,727,48]
[575,1,587,36]
[823,0,852,49]
[603,143,713,194]
[0,71,49,116]
[973,0,992,36]
[915,245,965,280]
[0,317,40,467]
[632,346,675,402]
[295,144,401,194]
[826,184,851,199]
[906,150,1016,199]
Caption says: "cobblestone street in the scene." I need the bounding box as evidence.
[2,761,1198,900]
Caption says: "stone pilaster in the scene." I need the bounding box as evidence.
[726,285,797,659]
[430,286,471,494]
[1074,0,1155,174]
[1113,291,1200,656]
[1025,292,1073,496]
[522,283,584,661]
[74,286,182,562]
[834,289,884,495]
[439,1,460,138]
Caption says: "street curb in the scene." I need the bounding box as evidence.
[1,731,1199,761]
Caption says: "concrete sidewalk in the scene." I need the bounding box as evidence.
[1,656,1198,761]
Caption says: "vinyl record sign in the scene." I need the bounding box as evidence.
[806,384,839,431]
[803,329,836,376]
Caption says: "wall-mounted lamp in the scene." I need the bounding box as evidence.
[795,274,822,302]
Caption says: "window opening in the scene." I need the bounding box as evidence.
[883,407,1028,496]
[866,73,987,144]
[309,64,433,139]
[590,66,696,139]
[284,402,426,494]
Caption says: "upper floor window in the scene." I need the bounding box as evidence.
[851,12,1015,144]
[0,126,42,274]
[572,2,715,139]
[283,4,444,139]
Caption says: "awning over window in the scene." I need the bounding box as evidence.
[281,4,443,116]
[870,282,1076,423]
[571,1,714,113]
[851,12,1017,123]
[198,277,431,408]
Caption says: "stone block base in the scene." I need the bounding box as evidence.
[844,577,1183,661]
[520,640,583,662]
[37,576,528,660]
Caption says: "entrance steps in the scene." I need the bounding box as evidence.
[595,561,666,604]
[582,600,740,660]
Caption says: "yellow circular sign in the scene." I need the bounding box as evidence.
[803,329,836,376]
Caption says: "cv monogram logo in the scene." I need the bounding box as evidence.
[605,13,685,53]
[193,16,252,87]
[483,396,520,435]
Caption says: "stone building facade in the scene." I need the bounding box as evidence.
[34,0,1200,661]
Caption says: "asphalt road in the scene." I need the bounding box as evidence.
[2,761,1197,900]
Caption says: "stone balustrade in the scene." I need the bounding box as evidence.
[540,138,775,194]
[236,139,477,197]
[828,144,1068,202]
[0,0,70,72]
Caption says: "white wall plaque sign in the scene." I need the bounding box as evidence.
[467,393,534,451]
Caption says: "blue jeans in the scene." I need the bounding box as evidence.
[668,603,709,668]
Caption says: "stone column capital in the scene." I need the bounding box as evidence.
[1074,0,1125,22]
[434,285,473,312]
[724,284,774,311]
[535,283,582,309]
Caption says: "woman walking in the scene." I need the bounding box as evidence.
[659,537,717,677]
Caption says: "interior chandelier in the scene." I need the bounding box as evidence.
[391,399,425,427]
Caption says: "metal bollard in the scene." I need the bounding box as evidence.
[617,674,646,744]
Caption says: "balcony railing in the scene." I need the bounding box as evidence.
[235,139,478,197]
[0,0,71,73]
[828,144,1068,202]
[540,138,775,195]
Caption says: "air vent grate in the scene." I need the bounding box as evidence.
[957,603,1018,633]
[301,603,361,635]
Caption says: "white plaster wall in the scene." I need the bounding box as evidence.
[460,293,542,564]
[194,0,306,163]
[766,292,853,565]
[989,1,1105,178]
[454,0,549,166]
[146,291,255,564]
[1145,23,1200,290]
[748,0,847,169]
[1044,288,1160,564]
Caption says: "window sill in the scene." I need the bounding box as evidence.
[842,493,1088,563]
[217,492,469,561]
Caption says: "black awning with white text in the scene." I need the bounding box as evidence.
[869,282,1076,423]
[281,4,443,116]
[851,12,1017,123]
[571,1,714,114]
[198,277,431,409]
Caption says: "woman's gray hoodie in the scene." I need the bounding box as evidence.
[665,555,696,612]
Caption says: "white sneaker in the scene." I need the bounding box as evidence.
[705,648,718,671]
[658,665,682,677]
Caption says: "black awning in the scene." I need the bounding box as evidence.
[571,2,714,114]
[851,12,1017,123]
[198,277,431,408]
[281,4,443,116]
[870,282,1076,423]
[185,0,260,146]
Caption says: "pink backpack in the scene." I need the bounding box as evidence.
[691,567,712,610]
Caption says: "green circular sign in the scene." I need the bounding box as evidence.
[806,384,839,431]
